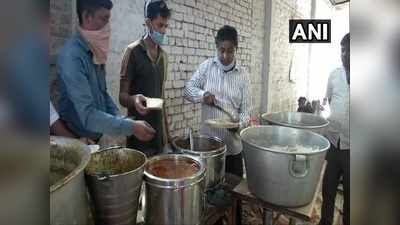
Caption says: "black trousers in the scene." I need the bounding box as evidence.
[319,143,350,225]
[215,152,244,225]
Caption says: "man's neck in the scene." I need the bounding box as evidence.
[144,35,158,51]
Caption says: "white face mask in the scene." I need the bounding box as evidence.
[216,56,236,72]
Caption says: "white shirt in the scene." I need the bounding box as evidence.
[50,102,59,126]
[325,67,350,150]
[184,57,252,155]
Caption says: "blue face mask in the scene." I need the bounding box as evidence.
[149,28,168,46]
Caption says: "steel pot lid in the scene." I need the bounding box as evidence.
[171,135,226,157]
[240,125,330,155]
[144,154,206,188]
[261,112,329,129]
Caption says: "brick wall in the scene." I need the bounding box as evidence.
[267,0,312,113]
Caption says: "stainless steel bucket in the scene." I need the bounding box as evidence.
[144,154,206,225]
[171,135,226,189]
[240,126,330,207]
[261,112,329,134]
[50,136,91,225]
[85,147,147,225]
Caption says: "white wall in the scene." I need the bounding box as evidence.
[308,1,349,101]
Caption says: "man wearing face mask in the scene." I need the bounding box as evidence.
[57,0,156,145]
[119,0,171,157]
[185,25,252,225]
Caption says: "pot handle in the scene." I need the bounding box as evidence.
[289,155,309,178]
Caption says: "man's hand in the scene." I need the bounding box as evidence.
[133,94,149,115]
[203,92,216,105]
[133,120,156,142]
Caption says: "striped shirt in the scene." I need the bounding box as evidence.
[184,57,252,155]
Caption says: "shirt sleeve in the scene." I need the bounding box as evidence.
[105,93,120,116]
[238,70,252,130]
[184,60,209,103]
[58,54,134,136]
[50,101,59,126]
[119,46,135,109]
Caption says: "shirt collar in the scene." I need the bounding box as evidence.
[75,32,91,53]
[212,56,240,73]
[140,37,166,64]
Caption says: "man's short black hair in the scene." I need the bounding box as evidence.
[145,0,171,20]
[77,0,113,25]
[215,25,238,47]
[341,33,350,48]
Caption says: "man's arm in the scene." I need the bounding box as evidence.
[58,55,134,136]
[184,61,209,103]
[119,47,135,109]
[50,120,77,138]
[119,48,149,115]
[104,87,119,116]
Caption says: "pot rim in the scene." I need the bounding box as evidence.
[171,135,227,156]
[50,136,91,193]
[240,125,330,155]
[261,112,329,129]
[144,154,206,187]
[85,147,147,180]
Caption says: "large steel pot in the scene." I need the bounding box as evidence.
[261,112,329,134]
[85,147,147,225]
[240,126,330,207]
[50,136,91,225]
[171,135,226,189]
[144,154,206,225]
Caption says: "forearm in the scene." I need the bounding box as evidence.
[119,92,134,109]
[50,120,78,138]
[119,76,134,108]
[184,81,206,103]
[85,110,134,136]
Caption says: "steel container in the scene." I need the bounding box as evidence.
[240,126,330,207]
[50,136,91,225]
[261,111,329,134]
[85,147,147,225]
[171,135,226,189]
[144,154,206,225]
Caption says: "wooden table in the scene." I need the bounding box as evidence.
[225,164,326,225]
[202,173,243,225]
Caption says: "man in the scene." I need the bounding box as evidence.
[319,33,350,225]
[185,25,252,225]
[297,96,314,113]
[119,0,171,156]
[57,0,155,144]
